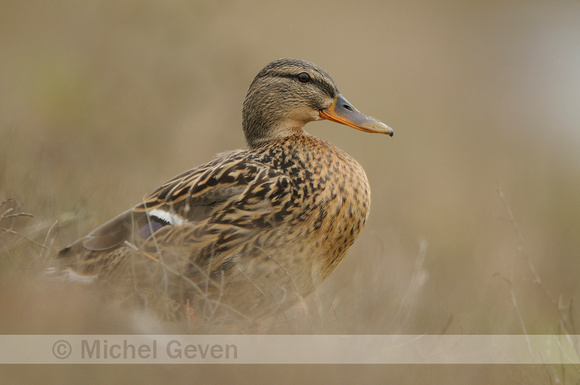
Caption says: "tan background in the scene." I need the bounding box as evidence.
[1,0,580,383]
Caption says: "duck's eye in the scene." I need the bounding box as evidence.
[297,72,311,83]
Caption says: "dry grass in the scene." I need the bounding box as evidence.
[2,0,580,383]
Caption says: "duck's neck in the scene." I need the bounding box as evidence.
[245,120,310,149]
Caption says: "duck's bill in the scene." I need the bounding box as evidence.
[319,94,394,136]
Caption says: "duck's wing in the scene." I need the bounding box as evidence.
[55,149,291,275]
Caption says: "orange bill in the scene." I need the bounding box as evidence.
[319,94,394,136]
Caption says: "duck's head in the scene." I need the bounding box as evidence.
[242,58,393,148]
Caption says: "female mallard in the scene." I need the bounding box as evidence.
[55,58,393,323]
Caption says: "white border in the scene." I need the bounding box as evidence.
[1,335,579,364]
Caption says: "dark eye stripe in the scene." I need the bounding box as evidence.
[272,72,336,98]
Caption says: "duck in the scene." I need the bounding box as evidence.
[54,58,393,324]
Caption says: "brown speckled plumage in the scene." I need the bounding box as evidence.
[54,58,393,323]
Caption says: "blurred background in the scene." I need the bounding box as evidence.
[1,0,579,383]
